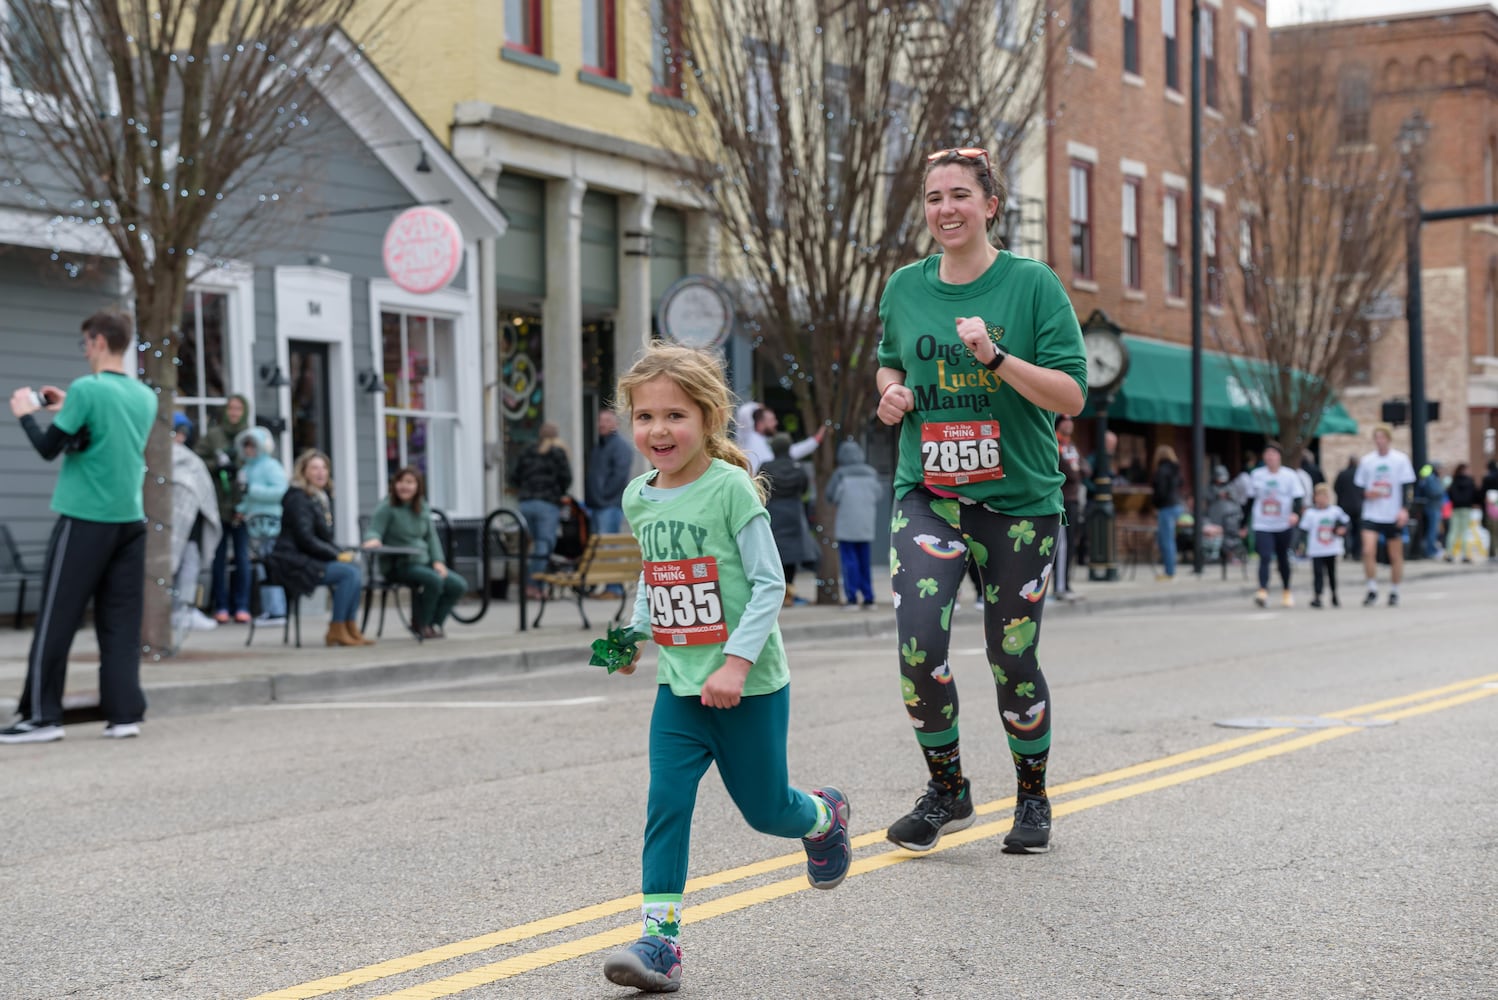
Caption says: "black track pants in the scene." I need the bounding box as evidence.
[18,517,147,726]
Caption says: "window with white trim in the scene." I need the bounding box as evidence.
[176,289,231,433]
[1239,216,1256,317]
[1122,0,1139,75]
[1204,204,1221,306]
[1237,26,1252,121]
[824,69,849,209]
[1163,0,1179,91]
[1164,191,1183,298]
[747,46,783,224]
[1202,6,1218,109]
[1072,0,1091,55]
[1,0,96,117]
[380,310,459,511]
[1123,178,1142,290]
[1070,161,1093,280]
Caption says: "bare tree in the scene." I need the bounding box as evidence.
[658,0,1060,599]
[1,0,396,652]
[1214,26,1408,466]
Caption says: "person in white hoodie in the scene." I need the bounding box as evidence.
[170,414,222,635]
[733,401,825,474]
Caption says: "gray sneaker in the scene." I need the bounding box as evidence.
[1002,794,1052,854]
[886,779,974,852]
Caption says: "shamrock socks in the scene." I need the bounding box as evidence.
[642,896,682,946]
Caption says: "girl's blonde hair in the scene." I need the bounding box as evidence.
[291,448,334,494]
[614,341,765,501]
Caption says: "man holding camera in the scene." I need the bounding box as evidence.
[2,309,158,744]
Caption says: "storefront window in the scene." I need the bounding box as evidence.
[177,289,230,432]
[500,313,545,487]
[381,310,457,510]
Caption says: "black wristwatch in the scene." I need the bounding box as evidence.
[984,345,1008,371]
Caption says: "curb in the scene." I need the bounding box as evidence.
[19,560,1496,722]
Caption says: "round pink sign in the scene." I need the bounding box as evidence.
[383,206,464,294]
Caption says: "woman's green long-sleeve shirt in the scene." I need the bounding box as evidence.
[364,500,445,571]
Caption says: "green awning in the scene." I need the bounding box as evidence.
[1081,335,1357,437]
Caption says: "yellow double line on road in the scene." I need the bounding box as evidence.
[250,672,1498,1000]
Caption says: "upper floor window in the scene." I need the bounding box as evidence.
[582,0,617,77]
[505,0,543,55]
[1122,177,1142,290]
[1237,26,1253,121]
[995,0,1021,50]
[1338,67,1371,145]
[1204,204,1222,306]
[650,0,684,97]
[1070,161,1093,280]
[1122,0,1139,76]
[747,46,783,224]
[1162,0,1179,92]
[824,69,850,208]
[1239,216,1257,317]
[1072,0,1091,56]
[1163,190,1183,299]
[1201,6,1218,109]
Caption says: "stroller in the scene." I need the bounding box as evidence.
[1201,466,1246,572]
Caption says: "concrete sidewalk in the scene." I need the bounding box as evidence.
[2,557,1490,721]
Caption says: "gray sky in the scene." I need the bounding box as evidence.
[1269,0,1497,25]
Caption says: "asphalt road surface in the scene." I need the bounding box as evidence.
[4,580,1496,999]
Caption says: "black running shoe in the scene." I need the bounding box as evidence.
[886,779,974,852]
[1002,794,1052,854]
[1362,591,1378,606]
[1388,592,1399,607]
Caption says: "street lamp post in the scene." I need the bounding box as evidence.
[1189,0,1205,575]
[1398,111,1430,473]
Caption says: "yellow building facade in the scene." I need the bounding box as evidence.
[371,0,717,502]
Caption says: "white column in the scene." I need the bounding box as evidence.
[452,136,505,514]
[544,176,587,491]
[617,193,657,383]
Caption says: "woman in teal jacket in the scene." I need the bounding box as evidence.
[361,467,467,638]
[233,426,289,621]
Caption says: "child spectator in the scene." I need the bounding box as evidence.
[826,439,882,609]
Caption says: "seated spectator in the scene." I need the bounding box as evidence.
[265,449,373,647]
[170,413,221,634]
[362,466,467,639]
[233,426,289,626]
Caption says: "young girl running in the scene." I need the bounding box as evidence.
[601,342,851,994]
[1300,482,1351,608]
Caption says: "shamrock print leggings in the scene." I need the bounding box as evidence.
[890,489,1059,753]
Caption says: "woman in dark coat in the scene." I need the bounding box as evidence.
[510,421,573,599]
[761,433,813,603]
[265,449,372,646]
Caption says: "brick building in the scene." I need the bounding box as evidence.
[1273,5,1498,477]
[1042,0,1352,498]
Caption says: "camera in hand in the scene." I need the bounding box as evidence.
[29,388,57,409]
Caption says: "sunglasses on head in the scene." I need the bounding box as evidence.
[926,147,991,173]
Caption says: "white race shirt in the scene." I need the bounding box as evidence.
[1353,448,1416,524]
[1249,465,1306,532]
[1300,505,1351,558]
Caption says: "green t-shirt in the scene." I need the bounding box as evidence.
[622,459,790,698]
[877,251,1087,515]
[51,372,158,523]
